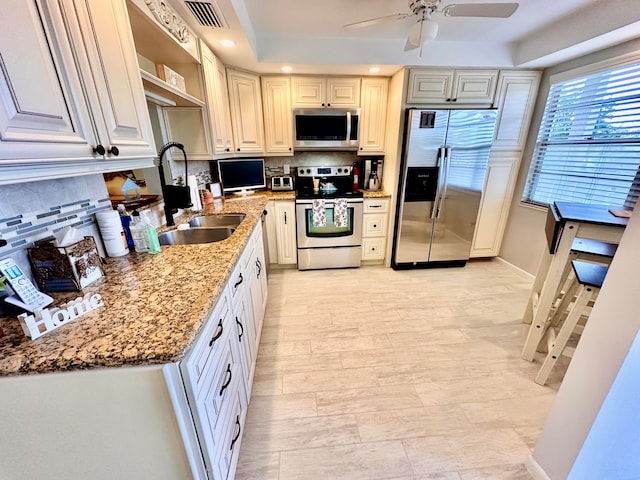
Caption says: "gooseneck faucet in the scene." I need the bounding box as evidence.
[157,142,192,227]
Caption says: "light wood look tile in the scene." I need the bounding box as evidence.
[236,261,555,479]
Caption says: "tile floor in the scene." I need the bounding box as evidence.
[236,260,567,480]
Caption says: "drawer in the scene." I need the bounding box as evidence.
[363,199,389,213]
[362,237,386,260]
[181,293,230,394]
[363,213,387,237]
[215,380,247,480]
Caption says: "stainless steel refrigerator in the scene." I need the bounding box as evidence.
[391,108,497,269]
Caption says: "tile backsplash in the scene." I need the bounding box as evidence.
[0,174,110,272]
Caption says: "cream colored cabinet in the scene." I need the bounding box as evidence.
[162,108,212,160]
[227,69,265,154]
[358,77,388,155]
[261,76,294,155]
[273,200,297,265]
[292,76,361,108]
[492,70,541,151]
[200,40,234,156]
[362,198,389,262]
[407,69,498,105]
[0,0,156,185]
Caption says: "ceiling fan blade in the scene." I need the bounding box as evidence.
[343,13,409,30]
[441,3,519,18]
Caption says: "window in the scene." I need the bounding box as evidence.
[523,61,640,208]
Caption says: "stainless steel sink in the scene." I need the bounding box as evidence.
[188,214,246,229]
[158,227,235,246]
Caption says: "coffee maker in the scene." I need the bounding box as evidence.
[363,159,383,191]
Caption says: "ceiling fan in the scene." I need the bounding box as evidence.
[343,0,519,54]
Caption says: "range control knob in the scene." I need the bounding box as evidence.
[337,168,342,173]
[306,168,311,174]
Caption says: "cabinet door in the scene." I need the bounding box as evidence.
[407,69,454,103]
[471,152,520,257]
[492,71,541,151]
[70,0,156,160]
[200,41,234,155]
[274,201,297,265]
[163,107,212,160]
[326,77,361,107]
[452,70,498,104]
[0,1,97,163]
[358,78,388,154]
[291,77,325,107]
[227,69,265,154]
[261,76,293,155]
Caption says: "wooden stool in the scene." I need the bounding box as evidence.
[534,260,609,385]
[523,238,617,360]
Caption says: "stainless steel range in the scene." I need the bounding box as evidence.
[295,166,363,270]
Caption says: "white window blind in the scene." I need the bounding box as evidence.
[523,62,640,208]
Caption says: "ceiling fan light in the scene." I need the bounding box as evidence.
[408,18,439,46]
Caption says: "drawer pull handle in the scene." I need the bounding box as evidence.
[234,273,244,289]
[236,316,244,341]
[256,259,262,278]
[230,415,241,451]
[209,319,223,347]
[369,205,382,208]
[219,364,232,396]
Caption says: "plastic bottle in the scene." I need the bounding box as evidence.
[129,210,148,253]
[353,163,360,191]
[141,211,161,254]
[116,204,134,251]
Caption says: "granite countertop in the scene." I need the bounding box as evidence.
[0,191,293,376]
[362,190,391,199]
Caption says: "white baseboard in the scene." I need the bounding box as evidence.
[496,256,535,279]
[525,455,552,480]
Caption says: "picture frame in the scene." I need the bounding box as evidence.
[209,182,223,199]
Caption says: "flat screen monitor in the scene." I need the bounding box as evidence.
[218,158,266,194]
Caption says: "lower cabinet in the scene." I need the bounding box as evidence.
[362,198,390,262]
[266,200,297,265]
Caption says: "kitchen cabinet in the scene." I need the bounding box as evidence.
[162,108,212,161]
[200,40,235,156]
[0,0,156,185]
[271,200,298,265]
[362,198,390,262]
[227,69,265,154]
[261,76,294,155]
[244,222,269,354]
[470,70,541,258]
[292,76,361,108]
[407,68,498,105]
[358,77,389,155]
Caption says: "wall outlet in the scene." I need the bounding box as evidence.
[283,164,290,174]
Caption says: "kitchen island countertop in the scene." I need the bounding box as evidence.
[0,191,292,376]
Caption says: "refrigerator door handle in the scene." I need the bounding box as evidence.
[436,147,452,219]
[430,147,445,220]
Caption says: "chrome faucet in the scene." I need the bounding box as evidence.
[157,142,192,227]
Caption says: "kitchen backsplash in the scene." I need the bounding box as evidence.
[0,174,110,270]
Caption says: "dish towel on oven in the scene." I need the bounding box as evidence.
[334,198,348,227]
[312,199,326,227]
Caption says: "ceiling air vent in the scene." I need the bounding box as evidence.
[184,1,227,28]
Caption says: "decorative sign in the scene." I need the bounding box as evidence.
[17,293,105,340]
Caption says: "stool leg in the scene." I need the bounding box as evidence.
[535,285,594,386]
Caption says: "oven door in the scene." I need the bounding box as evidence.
[295,198,363,248]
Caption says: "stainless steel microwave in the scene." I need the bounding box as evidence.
[293,108,360,150]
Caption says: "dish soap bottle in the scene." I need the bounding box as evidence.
[129,210,148,253]
[141,210,161,254]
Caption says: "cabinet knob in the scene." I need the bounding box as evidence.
[327,103,331,107]
[360,147,363,151]
[107,145,120,156]
[452,98,458,102]
[226,148,230,152]
[446,98,451,102]
[92,144,106,156]
[288,147,292,151]
[237,148,241,152]
[321,103,325,107]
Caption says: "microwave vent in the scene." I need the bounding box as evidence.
[184,1,227,28]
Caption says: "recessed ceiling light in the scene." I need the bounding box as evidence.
[220,39,236,48]
[281,66,293,73]
[369,67,380,73]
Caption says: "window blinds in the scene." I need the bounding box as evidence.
[523,62,640,208]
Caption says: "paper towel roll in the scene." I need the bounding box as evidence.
[187,175,202,211]
[95,210,129,257]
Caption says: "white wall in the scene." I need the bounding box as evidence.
[500,37,640,274]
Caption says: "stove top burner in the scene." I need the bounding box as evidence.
[294,165,360,200]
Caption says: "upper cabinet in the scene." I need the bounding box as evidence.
[292,77,361,108]
[261,76,293,155]
[226,69,265,154]
[0,0,156,185]
[407,69,498,106]
[358,77,389,155]
[200,40,234,155]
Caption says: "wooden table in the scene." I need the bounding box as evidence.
[521,202,628,361]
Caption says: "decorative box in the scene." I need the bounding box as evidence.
[156,64,186,93]
[27,237,105,292]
